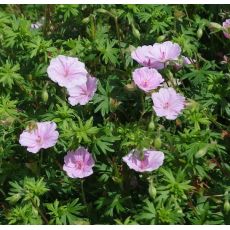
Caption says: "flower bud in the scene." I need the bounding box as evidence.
[186,99,199,110]
[209,22,222,30]
[148,181,157,199]
[82,17,90,24]
[156,35,166,43]
[148,120,155,131]
[124,82,136,92]
[154,137,162,149]
[96,8,109,14]
[42,89,49,103]
[132,25,140,40]
[224,200,230,214]
[28,74,33,81]
[197,27,203,39]
[195,146,208,159]
[110,98,121,110]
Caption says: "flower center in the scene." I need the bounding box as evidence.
[36,135,43,145]
[163,102,170,109]
[75,160,83,170]
[159,48,166,61]
[143,79,148,87]
[140,159,148,169]
[64,68,69,77]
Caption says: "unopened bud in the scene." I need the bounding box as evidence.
[42,89,49,103]
[96,8,109,14]
[224,200,230,214]
[195,146,208,159]
[132,25,140,40]
[124,82,136,92]
[148,120,155,131]
[148,181,157,199]
[82,17,90,24]
[197,27,203,39]
[110,98,121,110]
[156,35,166,43]
[154,137,162,149]
[209,22,222,30]
[28,74,33,81]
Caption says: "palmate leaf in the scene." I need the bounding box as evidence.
[95,192,126,217]
[0,95,19,121]
[97,39,119,65]
[46,199,84,224]
[95,162,113,183]
[93,80,114,116]
[56,5,79,21]
[135,199,156,224]
[158,168,194,200]
[7,204,42,224]
[75,116,99,143]
[6,177,49,207]
[93,135,120,155]
[26,36,55,60]
[150,19,172,34]
[59,116,99,147]
[0,61,24,88]
[181,61,221,85]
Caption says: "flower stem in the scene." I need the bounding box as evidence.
[31,199,49,224]
[38,150,44,177]
[80,180,86,205]
[140,92,145,120]
[80,179,89,217]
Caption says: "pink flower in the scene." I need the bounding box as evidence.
[67,75,97,106]
[47,55,88,88]
[174,56,192,70]
[150,41,181,64]
[151,87,185,120]
[63,147,95,178]
[182,56,192,65]
[131,45,164,69]
[123,149,164,172]
[132,67,164,92]
[223,19,230,39]
[19,122,59,153]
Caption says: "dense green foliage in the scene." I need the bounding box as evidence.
[0,4,230,225]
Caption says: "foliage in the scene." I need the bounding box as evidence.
[0,4,230,225]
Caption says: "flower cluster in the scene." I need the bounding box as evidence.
[131,41,186,120]
[19,55,98,178]
[19,52,169,181]
[47,55,97,106]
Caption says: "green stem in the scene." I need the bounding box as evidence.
[114,17,124,59]
[140,92,145,120]
[80,180,86,205]
[80,180,89,217]
[90,15,95,40]
[183,5,191,27]
[40,150,43,168]
[31,199,49,224]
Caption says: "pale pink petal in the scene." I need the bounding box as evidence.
[223,19,230,39]
[132,67,164,92]
[47,55,88,88]
[152,87,185,120]
[67,76,97,106]
[19,121,59,153]
[63,147,95,179]
[123,149,164,173]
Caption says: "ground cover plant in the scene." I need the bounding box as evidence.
[0,4,230,225]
